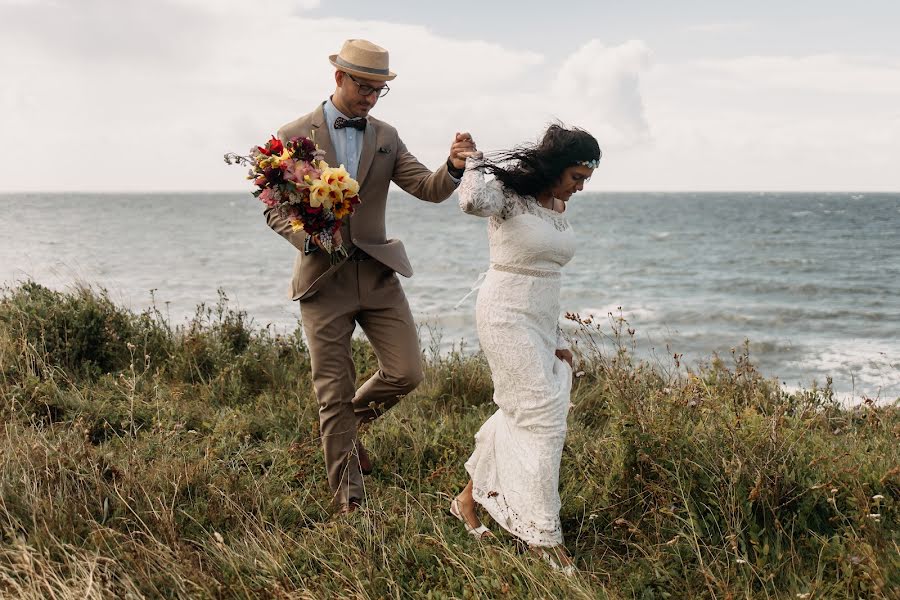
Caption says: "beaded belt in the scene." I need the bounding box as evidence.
[491,263,560,278]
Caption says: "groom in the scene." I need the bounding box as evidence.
[265,39,476,512]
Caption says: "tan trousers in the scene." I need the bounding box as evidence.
[299,258,424,506]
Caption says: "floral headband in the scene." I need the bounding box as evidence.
[577,158,600,169]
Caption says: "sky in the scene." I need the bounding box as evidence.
[2,0,899,192]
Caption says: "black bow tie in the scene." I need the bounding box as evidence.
[334,116,367,131]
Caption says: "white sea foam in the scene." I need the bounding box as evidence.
[2,191,898,400]
[784,340,899,402]
[579,305,658,323]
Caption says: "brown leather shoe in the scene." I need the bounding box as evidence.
[339,498,361,514]
[355,440,373,475]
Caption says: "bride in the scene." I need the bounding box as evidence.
[450,124,601,573]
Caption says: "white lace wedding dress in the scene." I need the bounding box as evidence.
[459,159,576,547]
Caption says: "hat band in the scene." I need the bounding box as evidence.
[333,56,390,76]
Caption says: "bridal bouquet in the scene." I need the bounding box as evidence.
[225,135,361,261]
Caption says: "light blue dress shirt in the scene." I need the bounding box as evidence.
[322,97,363,180]
[322,96,460,185]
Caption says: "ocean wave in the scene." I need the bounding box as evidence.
[785,342,900,401]
[710,277,891,298]
[578,304,658,323]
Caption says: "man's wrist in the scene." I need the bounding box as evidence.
[446,156,465,179]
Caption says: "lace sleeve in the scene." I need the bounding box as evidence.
[458,158,509,217]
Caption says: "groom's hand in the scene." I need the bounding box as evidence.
[310,229,343,252]
[449,132,477,170]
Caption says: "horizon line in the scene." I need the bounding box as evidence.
[1,189,898,195]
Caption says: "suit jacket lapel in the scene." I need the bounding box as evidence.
[309,102,338,167]
[355,122,376,186]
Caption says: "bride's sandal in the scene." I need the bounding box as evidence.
[449,497,493,540]
[530,546,576,576]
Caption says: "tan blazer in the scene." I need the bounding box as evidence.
[265,102,458,300]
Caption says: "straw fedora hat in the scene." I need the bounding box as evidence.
[329,39,397,81]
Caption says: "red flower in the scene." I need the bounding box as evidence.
[268,137,284,155]
[257,135,283,156]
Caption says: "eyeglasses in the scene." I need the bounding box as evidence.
[346,73,390,98]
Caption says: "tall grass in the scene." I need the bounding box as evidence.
[0,282,896,598]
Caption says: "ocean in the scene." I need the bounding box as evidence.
[2,191,898,400]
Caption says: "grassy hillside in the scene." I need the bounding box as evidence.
[0,282,897,598]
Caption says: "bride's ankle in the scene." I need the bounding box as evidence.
[529,544,573,565]
[453,493,474,510]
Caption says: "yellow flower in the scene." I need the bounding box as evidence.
[333,198,352,220]
[309,180,332,209]
[321,164,359,195]
[325,187,341,211]
[289,218,304,232]
[259,155,282,170]
[342,177,359,197]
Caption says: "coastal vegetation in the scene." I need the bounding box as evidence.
[0,282,897,598]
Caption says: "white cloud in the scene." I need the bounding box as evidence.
[607,52,900,190]
[175,0,321,15]
[0,5,553,191]
[684,21,752,34]
[551,39,653,147]
[1,3,899,192]
[691,54,900,95]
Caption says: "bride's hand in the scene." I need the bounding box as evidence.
[449,132,477,169]
[555,348,573,367]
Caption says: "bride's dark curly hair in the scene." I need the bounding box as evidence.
[475,123,601,198]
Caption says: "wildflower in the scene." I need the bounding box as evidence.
[322,164,360,197]
[867,513,881,521]
[286,159,319,185]
[872,494,884,501]
[308,180,331,208]
[257,135,283,156]
[259,187,280,208]
[227,134,360,262]
[736,558,746,564]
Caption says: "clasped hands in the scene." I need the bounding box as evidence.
[309,132,482,251]
[449,132,482,169]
